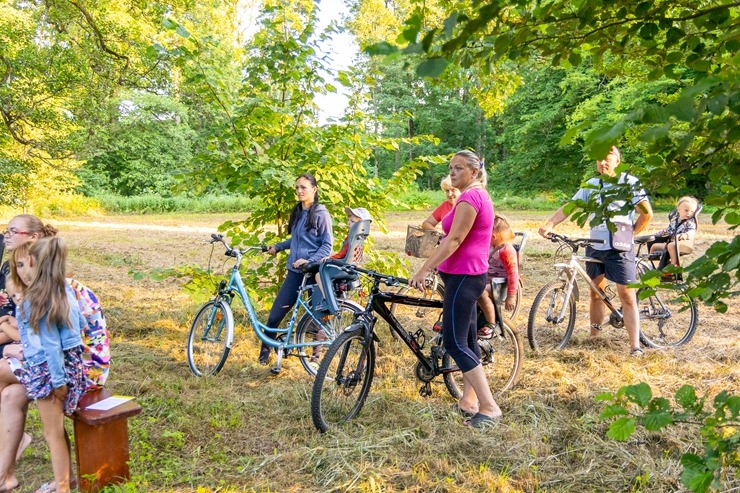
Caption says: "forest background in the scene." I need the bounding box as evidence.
[1,0,737,307]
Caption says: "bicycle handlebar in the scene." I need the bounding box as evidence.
[546,232,605,250]
[209,233,267,256]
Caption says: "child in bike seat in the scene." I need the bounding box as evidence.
[312,207,372,318]
[477,214,519,339]
[649,196,699,270]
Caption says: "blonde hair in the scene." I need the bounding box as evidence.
[21,237,71,334]
[453,150,488,187]
[677,195,699,212]
[440,175,452,190]
[11,214,58,238]
[491,214,515,247]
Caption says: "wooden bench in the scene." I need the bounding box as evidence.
[71,388,142,493]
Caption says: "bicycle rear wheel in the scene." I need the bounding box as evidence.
[527,280,576,351]
[311,327,375,432]
[187,299,234,376]
[295,300,363,377]
[638,285,698,348]
[443,320,523,398]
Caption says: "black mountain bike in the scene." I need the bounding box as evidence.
[310,261,523,432]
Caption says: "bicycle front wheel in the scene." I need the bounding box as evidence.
[295,299,363,377]
[638,285,698,348]
[311,327,376,432]
[187,299,234,377]
[527,280,576,351]
[443,320,523,398]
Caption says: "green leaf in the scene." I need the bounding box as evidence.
[607,417,636,441]
[638,23,659,40]
[494,34,511,55]
[443,13,459,38]
[176,25,190,38]
[680,454,713,493]
[665,51,683,63]
[162,18,177,30]
[634,1,653,17]
[560,120,594,146]
[416,57,450,78]
[568,51,582,66]
[600,404,629,419]
[676,385,698,408]
[707,94,728,115]
[595,391,614,401]
[639,124,670,141]
[642,410,673,430]
[626,382,652,407]
[667,97,696,122]
[364,42,398,56]
[585,121,626,159]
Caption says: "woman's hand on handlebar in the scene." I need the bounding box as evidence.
[266,245,277,255]
[292,258,308,269]
[408,268,431,291]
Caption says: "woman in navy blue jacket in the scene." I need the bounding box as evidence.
[262,173,333,366]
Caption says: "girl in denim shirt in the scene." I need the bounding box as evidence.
[13,237,86,493]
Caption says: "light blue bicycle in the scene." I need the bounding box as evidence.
[186,234,363,377]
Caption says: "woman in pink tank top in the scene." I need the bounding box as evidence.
[409,150,502,429]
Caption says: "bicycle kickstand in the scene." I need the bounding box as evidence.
[419,382,432,397]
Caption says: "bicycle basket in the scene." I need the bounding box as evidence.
[405,225,443,258]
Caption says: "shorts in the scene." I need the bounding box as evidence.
[15,346,87,416]
[585,247,636,285]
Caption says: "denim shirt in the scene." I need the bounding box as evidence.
[18,284,85,388]
[275,204,333,273]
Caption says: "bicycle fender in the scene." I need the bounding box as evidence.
[571,280,580,302]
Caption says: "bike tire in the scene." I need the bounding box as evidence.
[295,299,364,377]
[527,280,576,351]
[187,299,234,377]
[637,285,698,348]
[443,320,523,398]
[311,327,376,432]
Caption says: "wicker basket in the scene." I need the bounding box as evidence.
[405,225,443,258]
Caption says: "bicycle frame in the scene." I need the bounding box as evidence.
[552,253,621,323]
[210,245,348,353]
[349,265,507,380]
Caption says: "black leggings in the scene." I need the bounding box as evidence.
[439,272,487,373]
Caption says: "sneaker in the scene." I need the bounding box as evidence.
[477,323,495,340]
[630,347,644,358]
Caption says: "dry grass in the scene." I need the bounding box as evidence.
[8,211,739,492]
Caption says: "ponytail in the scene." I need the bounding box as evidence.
[23,237,71,333]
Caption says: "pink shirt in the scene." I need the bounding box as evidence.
[438,188,494,275]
